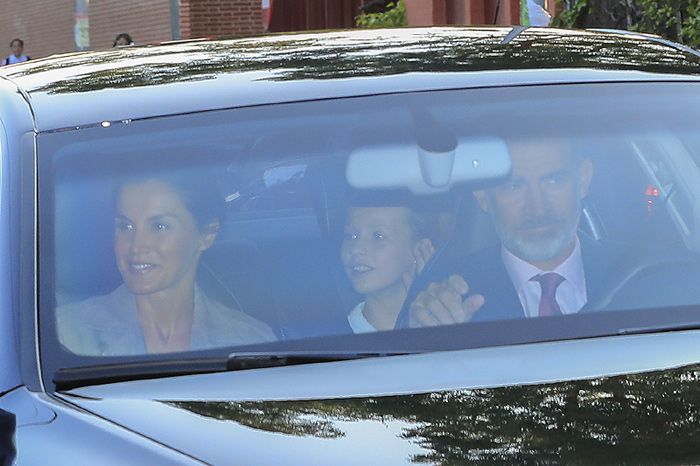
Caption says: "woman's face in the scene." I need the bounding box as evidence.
[341,207,417,298]
[114,180,216,296]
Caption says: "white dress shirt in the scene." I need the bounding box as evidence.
[501,237,587,318]
[347,302,379,333]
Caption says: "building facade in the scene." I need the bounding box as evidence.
[0,0,556,61]
[0,0,262,61]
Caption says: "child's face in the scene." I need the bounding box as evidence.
[341,207,416,298]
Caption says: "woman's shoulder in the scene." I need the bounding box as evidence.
[56,285,137,354]
[196,291,277,345]
[57,285,132,326]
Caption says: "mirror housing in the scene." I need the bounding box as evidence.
[346,138,512,194]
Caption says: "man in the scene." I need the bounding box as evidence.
[408,136,616,327]
[2,39,30,66]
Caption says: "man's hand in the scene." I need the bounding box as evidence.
[408,275,485,327]
[401,239,435,292]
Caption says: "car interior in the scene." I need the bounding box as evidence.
[45,90,700,354]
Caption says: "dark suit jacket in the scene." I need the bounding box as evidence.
[419,235,622,322]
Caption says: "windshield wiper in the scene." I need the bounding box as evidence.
[618,321,700,336]
[54,350,406,391]
[226,350,406,370]
[54,357,228,391]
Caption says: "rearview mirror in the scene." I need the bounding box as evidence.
[346,137,512,194]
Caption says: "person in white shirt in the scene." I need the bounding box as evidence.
[408,136,602,327]
[2,39,30,65]
[341,203,436,333]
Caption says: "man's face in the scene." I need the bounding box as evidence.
[474,138,592,268]
[10,41,22,57]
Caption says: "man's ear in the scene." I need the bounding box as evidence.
[578,158,594,199]
[198,219,220,252]
[473,190,490,213]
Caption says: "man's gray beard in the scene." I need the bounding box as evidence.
[495,213,579,264]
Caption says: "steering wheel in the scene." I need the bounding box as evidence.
[584,248,700,312]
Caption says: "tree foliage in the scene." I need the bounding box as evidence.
[554,0,700,49]
[355,0,407,28]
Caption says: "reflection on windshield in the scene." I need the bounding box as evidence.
[43,83,700,362]
[168,363,700,464]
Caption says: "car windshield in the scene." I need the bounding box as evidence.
[38,82,700,371]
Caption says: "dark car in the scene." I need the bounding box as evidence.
[3,26,700,464]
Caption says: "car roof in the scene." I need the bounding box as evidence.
[2,26,700,132]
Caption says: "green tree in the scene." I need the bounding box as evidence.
[355,1,407,28]
[554,0,700,49]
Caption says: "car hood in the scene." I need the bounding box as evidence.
[60,361,700,465]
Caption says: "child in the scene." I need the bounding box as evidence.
[341,205,435,333]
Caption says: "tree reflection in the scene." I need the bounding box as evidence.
[6,28,700,96]
[170,400,348,439]
[168,364,700,464]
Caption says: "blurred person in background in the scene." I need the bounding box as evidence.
[113,33,134,47]
[2,39,30,65]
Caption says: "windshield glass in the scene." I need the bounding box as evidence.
[38,82,700,369]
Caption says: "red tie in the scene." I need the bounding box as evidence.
[532,273,564,317]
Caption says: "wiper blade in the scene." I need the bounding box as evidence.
[618,321,700,336]
[54,351,406,391]
[226,350,407,371]
[54,357,228,391]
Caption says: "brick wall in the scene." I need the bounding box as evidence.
[0,0,262,59]
[181,0,263,39]
[0,0,74,60]
[89,0,173,50]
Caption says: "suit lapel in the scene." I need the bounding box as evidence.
[466,247,525,322]
[472,236,614,320]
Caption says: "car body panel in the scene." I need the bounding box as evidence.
[0,77,34,394]
[0,387,203,464]
[58,362,700,465]
[1,27,700,132]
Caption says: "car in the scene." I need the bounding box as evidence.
[3,25,700,464]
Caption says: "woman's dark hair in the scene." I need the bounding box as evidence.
[116,169,226,231]
[113,33,133,47]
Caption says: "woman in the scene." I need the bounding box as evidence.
[340,203,437,333]
[57,170,276,355]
